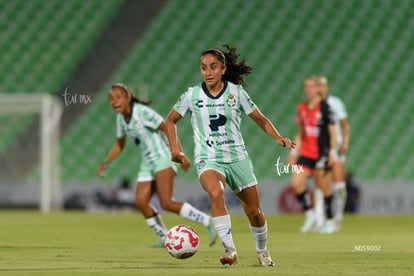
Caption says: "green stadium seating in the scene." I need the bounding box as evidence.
[0,0,122,156]
[55,0,414,182]
[0,0,122,92]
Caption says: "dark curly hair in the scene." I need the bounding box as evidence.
[201,44,252,86]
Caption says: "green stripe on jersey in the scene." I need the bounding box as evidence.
[191,87,206,160]
[117,103,170,163]
[174,81,257,164]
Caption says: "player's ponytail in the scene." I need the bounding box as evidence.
[111,83,152,105]
[201,44,252,86]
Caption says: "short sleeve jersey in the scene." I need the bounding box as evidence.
[117,103,170,163]
[174,81,257,163]
[327,95,348,146]
[296,100,335,159]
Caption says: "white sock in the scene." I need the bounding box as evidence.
[305,209,314,217]
[314,189,325,227]
[249,222,268,253]
[333,181,346,190]
[212,215,236,251]
[333,182,347,222]
[179,202,210,227]
[145,214,167,239]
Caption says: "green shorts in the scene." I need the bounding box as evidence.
[137,156,178,182]
[196,158,257,193]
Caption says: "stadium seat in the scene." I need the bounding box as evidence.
[24,0,414,182]
[0,0,122,158]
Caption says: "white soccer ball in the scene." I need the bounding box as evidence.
[164,224,199,259]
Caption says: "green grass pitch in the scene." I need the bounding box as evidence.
[0,212,413,275]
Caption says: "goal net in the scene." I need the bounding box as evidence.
[0,94,63,212]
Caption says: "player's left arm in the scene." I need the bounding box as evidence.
[339,118,350,155]
[248,108,295,150]
[328,123,337,167]
[336,98,350,155]
[325,101,337,166]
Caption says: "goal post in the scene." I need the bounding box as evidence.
[0,94,63,212]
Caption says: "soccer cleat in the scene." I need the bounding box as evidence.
[300,211,317,233]
[220,248,238,265]
[206,219,217,247]
[320,219,336,234]
[149,238,165,248]
[257,250,275,267]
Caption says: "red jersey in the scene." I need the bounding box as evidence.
[296,101,334,159]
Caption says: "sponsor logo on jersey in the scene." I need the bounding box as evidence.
[205,138,235,147]
[227,95,236,107]
[206,139,215,147]
[210,132,226,137]
[197,160,206,170]
[216,139,235,146]
[206,103,224,108]
[208,114,227,131]
[194,100,225,109]
[195,99,203,108]
[247,97,254,107]
[304,126,319,137]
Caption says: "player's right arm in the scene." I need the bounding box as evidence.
[165,90,191,165]
[335,97,350,155]
[339,118,350,155]
[165,110,184,164]
[97,136,126,177]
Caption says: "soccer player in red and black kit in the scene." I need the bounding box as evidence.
[288,76,337,234]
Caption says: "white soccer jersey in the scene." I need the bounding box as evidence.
[327,95,348,145]
[174,81,257,163]
[117,103,170,163]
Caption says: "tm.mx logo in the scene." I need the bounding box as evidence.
[274,156,304,176]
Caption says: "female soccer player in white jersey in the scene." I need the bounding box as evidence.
[97,83,216,247]
[315,76,350,229]
[288,76,337,234]
[165,45,295,267]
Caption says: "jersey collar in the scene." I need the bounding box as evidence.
[122,102,136,124]
[201,80,228,99]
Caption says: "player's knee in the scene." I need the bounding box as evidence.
[291,179,304,193]
[135,197,147,210]
[159,199,174,211]
[245,207,263,222]
[207,189,224,203]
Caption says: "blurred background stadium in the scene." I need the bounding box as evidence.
[1,0,413,214]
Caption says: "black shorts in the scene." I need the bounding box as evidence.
[297,155,330,171]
